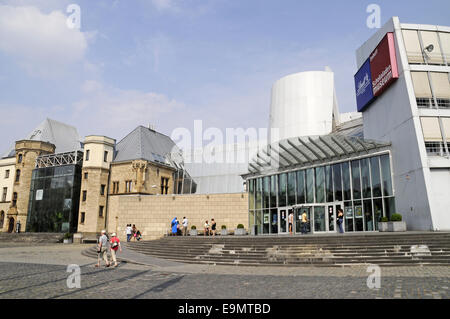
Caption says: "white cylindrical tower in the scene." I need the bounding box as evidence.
[268,70,336,143]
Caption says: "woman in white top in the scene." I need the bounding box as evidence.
[204,220,210,236]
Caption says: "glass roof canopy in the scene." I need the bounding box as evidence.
[244,134,391,178]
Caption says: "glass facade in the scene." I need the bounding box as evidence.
[26,164,82,233]
[248,153,396,235]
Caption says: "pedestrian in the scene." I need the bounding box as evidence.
[135,229,142,241]
[301,210,308,235]
[210,218,217,237]
[288,211,294,235]
[95,230,110,268]
[182,217,188,236]
[171,217,178,236]
[132,224,137,241]
[109,232,122,268]
[204,220,210,236]
[337,208,344,233]
[126,224,132,242]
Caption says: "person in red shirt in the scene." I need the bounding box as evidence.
[109,233,122,268]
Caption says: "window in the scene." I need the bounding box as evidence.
[12,192,17,207]
[430,72,450,108]
[82,190,87,202]
[315,167,325,203]
[17,154,23,164]
[439,32,450,65]
[80,212,85,224]
[99,206,104,218]
[402,30,424,64]
[100,184,106,196]
[411,72,433,107]
[125,180,132,193]
[420,31,444,65]
[351,160,361,200]
[2,187,7,202]
[305,168,314,203]
[104,151,108,162]
[263,176,270,209]
[287,172,296,205]
[160,177,169,194]
[296,170,305,204]
[5,170,9,179]
[85,150,90,161]
[15,169,20,183]
[380,154,393,197]
[370,157,382,197]
[112,181,119,194]
[255,178,262,209]
[84,172,88,180]
[248,179,255,210]
[270,175,277,208]
[278,174,287,207]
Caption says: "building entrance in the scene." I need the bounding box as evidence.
[278,202,343,235]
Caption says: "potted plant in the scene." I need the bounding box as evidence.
[220,225,228,236]
[378,214,406,232]
[63,232,73,244]
[378,217,389,232]
[189,225,198,236]
[388,213,406,232]
[234,224,246,236]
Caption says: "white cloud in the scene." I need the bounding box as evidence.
[0,5,91,77]
[72,81,186,138]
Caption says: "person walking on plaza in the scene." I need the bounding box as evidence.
[182,217,188,236]
[96,230,110,268]
[301,210,308,235]
[211,218,217,237]
[171,217,178,236]
[204,220,210,236]
[126,224,132,242]
[109,233,122,268]
[288,211,294,235]
[337,209,344,234]
[132,224,137,241]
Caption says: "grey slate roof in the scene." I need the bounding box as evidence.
[3,118,82,158]
[113,126,183,169]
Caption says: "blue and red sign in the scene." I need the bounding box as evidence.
[354,32,399,112]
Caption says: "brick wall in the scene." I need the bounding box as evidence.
[106,192,249,240]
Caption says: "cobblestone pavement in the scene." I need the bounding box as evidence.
[0,244,449,299]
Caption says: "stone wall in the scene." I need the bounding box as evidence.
[106,192,249,240]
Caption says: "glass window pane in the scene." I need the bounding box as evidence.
[380,154,393,196]
[270,209,278,234]
[255,211,262,235]
[325,165,333,202]
[270,175,277,208]
[296,170,305,204]
[263,210,270,234]
[363,199,373,231]
[354,200,363,231]
[384,197,396,221]
[256,178,262,210]
[313,206,326,232]
[306,169,314,203]
[361,158,371,198]
[370,157,382,197]
[278,174,287,207]
[373,198,383,231]
[333,163,343,201]
[344,201,354,232]
[249,210,255,229]
[342,162,351,201]
[287,172,296,205]
[351,160,362,199]
[315,167,325,203]
[249,179,255,210]
[263,176,269,209]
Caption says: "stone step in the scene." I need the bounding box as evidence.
[0,232,64,243]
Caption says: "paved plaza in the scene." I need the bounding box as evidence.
[0,243,449,299]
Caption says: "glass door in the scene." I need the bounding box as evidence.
[313,206,326,232]
[278,208,287,234]
[327,205,335,232]
[295,206,311,234]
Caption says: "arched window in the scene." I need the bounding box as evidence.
[12,193,17,207]
[18,154,23,164]
[15,170,20,183]
[0,211,4,229]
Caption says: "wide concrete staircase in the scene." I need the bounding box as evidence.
[124,232,450,267]
[0,232,64,243]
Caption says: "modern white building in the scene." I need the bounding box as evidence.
[242,17,450,235]
[356,17,450,231]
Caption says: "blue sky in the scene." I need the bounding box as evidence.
[0,0,449,153]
